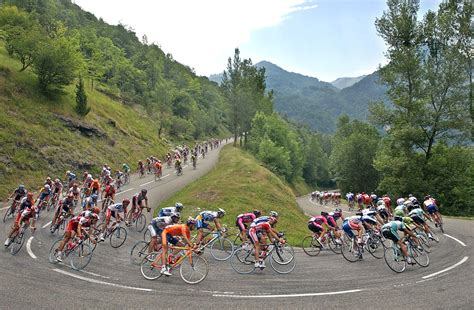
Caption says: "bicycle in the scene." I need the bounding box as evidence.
[130,237,163,265]
[193,228,234,261]
[230,234,296,274]
[176,165,183,176]
[123,172,130,185]
[101,196,114,214]
[3,198,19,223]
[340,234,365,262]
[50,212,72,234]
[94,221,128,248]
[154,169,162,181]
[383,235,430,273]
[302,230,343,256]
[6,222,31,255]
[140,245,209,284]
[49,234,93,270]
[126,207,147,232]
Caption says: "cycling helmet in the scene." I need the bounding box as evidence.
[393,216,403,221]
[321,211,329,217]
[141,189,147,195]
[393,208,405,217]
[46,177,51,181]
[91,193,98,200]
[335,208,342,213]
[186,217,197,226]
[377,200,384,206]
[269,211,279,217]
[170,212,180,219]
[424,195,431,201]
[44,184,51,190]
[408,194,413,198]
[55,178,60,183]
[175,202,183,211]
[122,199,130,205]
[158,160,161,163]
[403,217,413,225]
[67,193,74,199]
[18,184,25,190]
[92,207,100,215]
[396,198,405,205]
[253,210,261,217]
[217,208,226,216]
[87,174,92,179]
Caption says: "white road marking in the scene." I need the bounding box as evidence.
[42,221,52,229]
[308,198,351,214]
[0,206,9,211]
[79,270,112,279]
[140,181,154,187]
[183,165,188,168]
[213,289,364,298]
[26,237,37,259]
[443,234,466,247]
[161,174,171,179]
[115,188,134,196]
[422,256,469,279]
[53,269,153,292]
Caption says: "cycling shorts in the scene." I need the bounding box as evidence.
[39,193,49,201]
[148,223,162,237]
[106,209,122,221]
[248,227,263,244]
[308,222,323,233]
[15,212,31,225]
[160,231,179,245]
[382,228,400,242]
[196,219,209,230]
[342,221,355,239]
[427,205,438,214]
[66,221,79,233]
[379,209,389,219]
[410,215,425,225]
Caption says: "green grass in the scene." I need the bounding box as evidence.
[156,145,310,246]
[0,45,171,197]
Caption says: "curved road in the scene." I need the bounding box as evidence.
[1,145,472,309]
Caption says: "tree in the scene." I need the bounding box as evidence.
[32,33,83,92]
[75,76,90,116]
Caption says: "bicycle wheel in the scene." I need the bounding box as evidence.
[3,206,13,223]
[179,253,209,284]
[328,236,343,254]
[429,229,440,243]
[230,248,255,274]
[302,236,321,256]
[366,237,384,259]
[341,238,361,263]
[49,239,63,264]
[70,243,93,270]
[417,234,431,253]
[143,229,151,243]
[135,214,146,232]
[130,241,150,265]
[110,227,127,248]
[210,237,234,261]
[384,246,406,273]
[271,244,295,265]
[410,245,430,267]
[10,230,26,255]
[140,252,163,280]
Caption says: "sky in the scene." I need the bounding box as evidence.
[73,0,442,82]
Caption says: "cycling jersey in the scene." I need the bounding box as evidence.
[329,211,343,221]
[196,211,218,229]
[250,216,270,228]
[132,193,147,207]
[159,207,179,217]
[236,213,256,231]
[346,193,354,201]
[409,208,425,224]
[108,203,127,213]
[249,222,272,243]
[90,180,100,190]
[67,172,76,182]
[53,182,62,193]
[162,224,190,242]
[394,205,406,217]
[381,220,406,242]
[38,187,51,200]
[13,188,27,201]
[15,197,35,224]
[66,216,91,232]
[58,198,74,213]
[382,196,391,208]
[104,185,115,196]
[423,198,438,214]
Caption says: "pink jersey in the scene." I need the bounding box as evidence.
[237,213,256,223]
[309,216,328,226]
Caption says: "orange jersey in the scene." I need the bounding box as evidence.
[154,162,162,170]
[90,180,100,190]
[162,224,190,239]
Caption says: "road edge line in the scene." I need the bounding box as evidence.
[422,256,469,279]
[443,234,466,247]
[213,289,364,298]
[26,236,37,259]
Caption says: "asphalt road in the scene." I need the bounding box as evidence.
[0,144,473,309]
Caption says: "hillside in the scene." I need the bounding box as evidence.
[331,75,367,89]
[210,61,388,133]
[156,145,309,245]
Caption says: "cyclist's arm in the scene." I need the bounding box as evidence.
[214,219,222,232]
[181,227,193,247]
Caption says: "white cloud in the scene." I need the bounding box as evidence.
[73,0,317,76]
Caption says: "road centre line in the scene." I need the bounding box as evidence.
[140,181,154,187]
[53,269,153,292]
[443,234,466,247]
[308,198,351,214]
[422,256,469,279]
[161,174,171,179]
[79,270,112,279]
[115,188,134,196]
[42,221,52,229]
[213,289,364,298]
[26,237,37,259]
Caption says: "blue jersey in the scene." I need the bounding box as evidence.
[159,207,178,217]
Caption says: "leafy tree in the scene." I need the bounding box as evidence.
[330,117,380,193]
[75,76,90,116]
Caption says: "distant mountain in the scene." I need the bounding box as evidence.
[209,61,388,133]
[331,75,367,89]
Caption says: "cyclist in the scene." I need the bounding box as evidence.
[54,207,100,262]
[423,195,442,226]
[158,218,197,276]
[308,212,330,244]
[147,212,180,254]
[381,217,420,265]
[175,158,182,174]
[195,208,226,246]
[50,193,75,233]
[154,160,162,178]
[127,189,149,222]
[376,200,390,223]
[35,184,51,216]
[44,177,53,188]
[248,215,284,269]
[51,179,63,202]
[322,211,343,241]
[382,194,393,215]
[346,192,354,210]
[408,204,433,239]
[159,202,184,217]
[342,214,365,244]
[5,184,27,214]
[100,199,130,241]
[65,171,76,188]
[191,152,197,168]
[89,179,100,196]
[138,160,145,176]
[236,210,261,243]
[82,173,93,189]
[122,163,130,174]
[101,182,116,210]
[356,193,363,210]
[4,192,36,246]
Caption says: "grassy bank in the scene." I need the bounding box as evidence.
[0,45,170,197]
[156,145,310,245]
